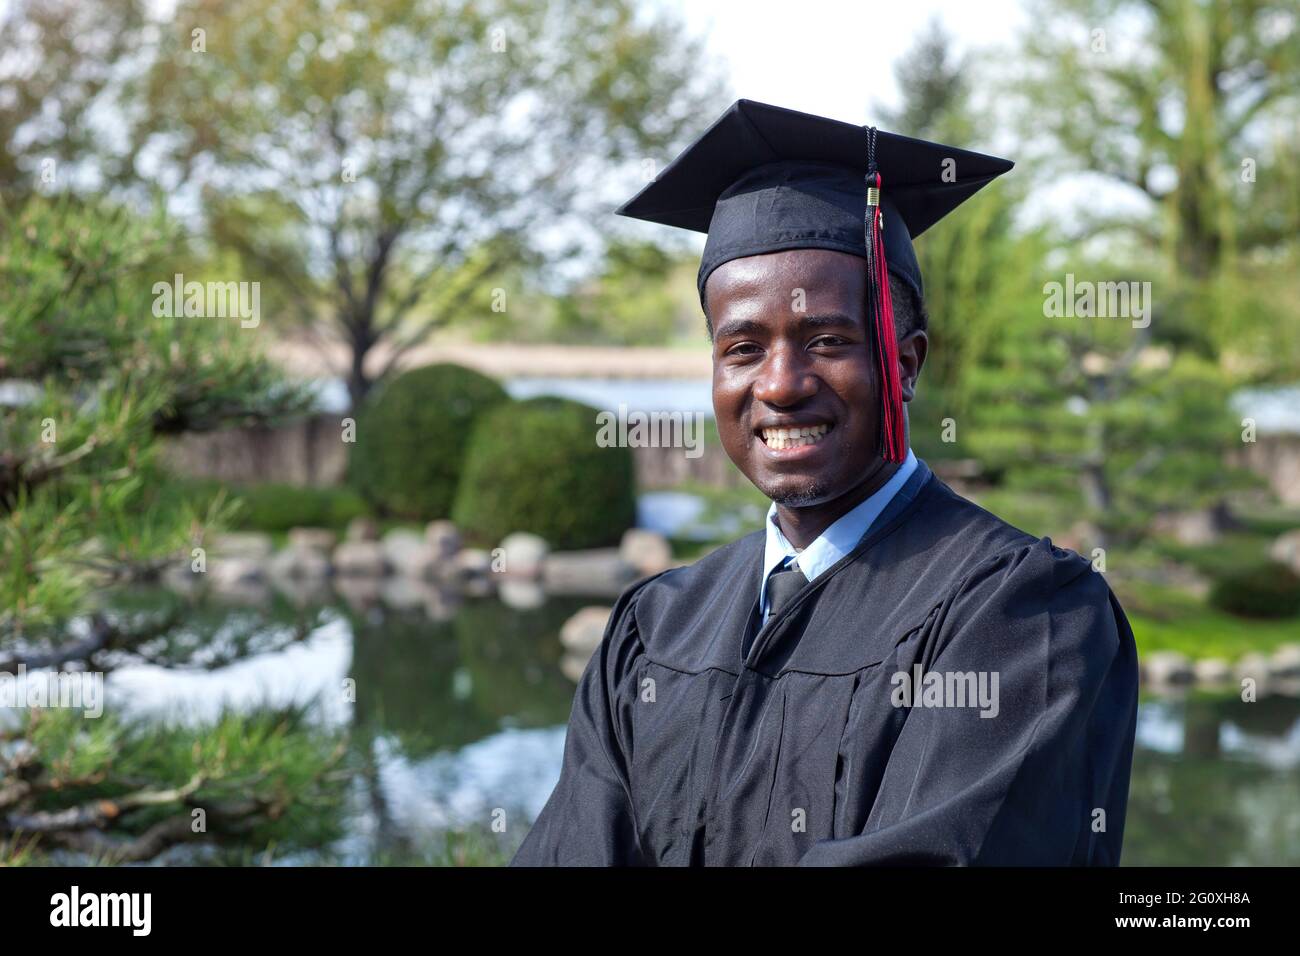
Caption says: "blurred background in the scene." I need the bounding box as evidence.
[1,0,1298,866]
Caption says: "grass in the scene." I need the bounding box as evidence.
[1121,581,1299,661]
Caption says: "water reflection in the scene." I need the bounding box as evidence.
[1123,694,1300,866]
[33,584,1300,865]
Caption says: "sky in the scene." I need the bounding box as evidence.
[638,0,1148,252]
[672,0,1029,124]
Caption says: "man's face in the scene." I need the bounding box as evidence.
[707,248,892,508]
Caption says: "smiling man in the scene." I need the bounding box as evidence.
[512,100,1139,867]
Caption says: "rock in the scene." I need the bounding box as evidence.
[208,555,265,587]
[560,606,611,655]
[1142,650,1194,686]
[499,579,546,610]
[268,546,331,580]
[619,529,673,576]
[333,540,385,577]
[381,574,427,610]
[1270,530,1300,575]
[499,532,550,578]
[451,547,493,579]
[1269,644,1300,679]
[1193,658,1232,684]
[334,575,382,612]
[425,521,462,560]
[287,527,338,553]
[210,532,274,559]
[542,549,637,596]
[382,528,435,578]
[1235,653,1273,684]
[346,517,380,542]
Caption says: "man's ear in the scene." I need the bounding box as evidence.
[898,330,928,403]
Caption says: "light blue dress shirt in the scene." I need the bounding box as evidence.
[759,448,918,623]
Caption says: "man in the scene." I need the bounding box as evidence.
[513,100,1139,866]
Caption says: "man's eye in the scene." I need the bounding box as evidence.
[810,335,848,348]
[725,342,762,356]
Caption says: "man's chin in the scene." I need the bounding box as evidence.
[757,474,835,509]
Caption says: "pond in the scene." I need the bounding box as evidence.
[11,582,1300,866]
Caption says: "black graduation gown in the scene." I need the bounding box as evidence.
[512,460,1139,866]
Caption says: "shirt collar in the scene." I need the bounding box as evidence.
[761,448,918,590]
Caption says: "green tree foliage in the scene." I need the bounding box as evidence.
[0,197,339,863]
[964,295,1250,541]
[348,363,509,519]
[1018,0,1300,370]
[0,196,311,635]
[453,397,636,549]
[126,0,723,407]
[1,706,347,863]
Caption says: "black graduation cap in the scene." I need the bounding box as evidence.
[615,99,1014,462]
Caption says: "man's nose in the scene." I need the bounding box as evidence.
[752,345,817,407]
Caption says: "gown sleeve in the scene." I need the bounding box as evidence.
[510,577,654,866]
[798,540,1139,867]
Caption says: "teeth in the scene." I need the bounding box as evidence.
[760,423,830,449]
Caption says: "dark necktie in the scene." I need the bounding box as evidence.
[744,559,810,659]
[765,560,809,623]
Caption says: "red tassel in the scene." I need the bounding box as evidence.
[865,170,906,463]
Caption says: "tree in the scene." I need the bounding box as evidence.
[0,196,343,862]
[130,0,723,408]
[875,14,1277,545]
[0,0,150,194]
[1020,0,1300,278]
[1,195,311,630]
[963,285,1250,544]
[997,0,1300,539]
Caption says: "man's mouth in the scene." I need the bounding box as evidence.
[758,422,832,451]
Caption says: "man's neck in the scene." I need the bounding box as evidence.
[773,460,902,550]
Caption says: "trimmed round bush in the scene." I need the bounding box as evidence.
[349,364,509,519]
[452,397,636,550]
[1208,561,1300,619]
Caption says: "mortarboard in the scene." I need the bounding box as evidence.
[616,99,1014,462]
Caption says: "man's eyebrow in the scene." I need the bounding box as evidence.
[799,312,859,330]
[713,312,859,340]
[712,318,764,339]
